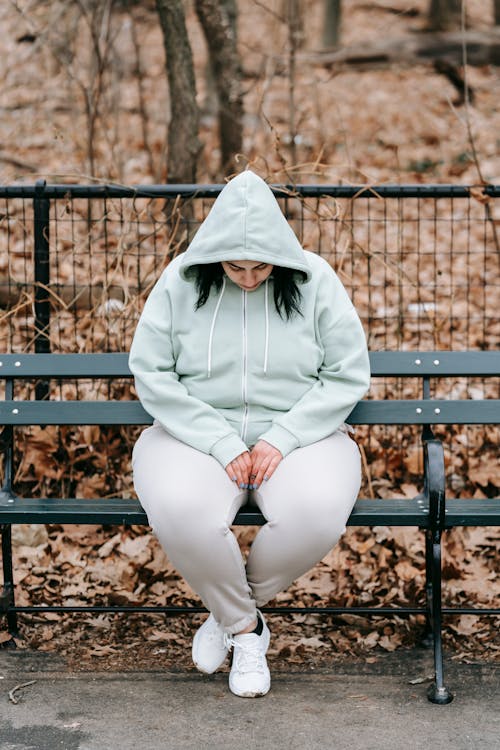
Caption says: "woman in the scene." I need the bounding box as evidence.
[130,170,370,698]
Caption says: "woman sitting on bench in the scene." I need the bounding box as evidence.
[129,170,370,698]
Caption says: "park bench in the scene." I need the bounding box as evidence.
[1,350,499,705]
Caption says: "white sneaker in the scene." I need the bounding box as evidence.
[192,614,230,674]
[227,613,271,698]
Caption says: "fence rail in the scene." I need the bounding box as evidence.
[2,183,500,198]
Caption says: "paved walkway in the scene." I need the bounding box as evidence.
[0,649,498,750]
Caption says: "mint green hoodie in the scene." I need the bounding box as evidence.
[129,170,370,468]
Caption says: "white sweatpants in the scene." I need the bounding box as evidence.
[132,423,361,634]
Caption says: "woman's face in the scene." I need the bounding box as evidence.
[221,260,273,291]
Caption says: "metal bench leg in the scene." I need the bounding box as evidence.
[1,524,19,637]
[421,529,434,647]
[427,533,453,704]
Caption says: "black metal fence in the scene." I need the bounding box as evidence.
[0,181,498,499]
[1,181,499,355]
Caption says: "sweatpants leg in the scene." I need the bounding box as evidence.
[132,422,257,634]
[246,429,361,607]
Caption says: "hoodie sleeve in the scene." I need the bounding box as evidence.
[257,268,370,457]
[129,270,249,468]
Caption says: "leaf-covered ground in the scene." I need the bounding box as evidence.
[4,518,498,671]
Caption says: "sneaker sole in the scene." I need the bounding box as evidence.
[229,681,271,698]
[192,653,229,674]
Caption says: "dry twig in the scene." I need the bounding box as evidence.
[8,680,37,705]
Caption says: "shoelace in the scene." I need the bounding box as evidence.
[225,635,265,673]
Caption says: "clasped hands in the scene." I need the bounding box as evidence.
[225,439,283,490]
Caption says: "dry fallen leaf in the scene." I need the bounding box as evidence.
[394,560,423,582]
[89,645,119,657]
[447,615,485,637]
[378,634,403,652]
[146,630,181,643]
[11,525,49,547]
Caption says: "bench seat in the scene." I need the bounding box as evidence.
[1,494,498,527]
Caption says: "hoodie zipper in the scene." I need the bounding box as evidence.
[241,290,249,442]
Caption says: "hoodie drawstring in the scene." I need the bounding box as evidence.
[207,276,226,378]
[263,278,269,375]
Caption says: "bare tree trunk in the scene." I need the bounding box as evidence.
[156,0,201,183]
[197,0,236,118]
[322,0,342,49]
[494,0,500,25]
[284,0,305,170]
[195,0,243,175]
[130,10,156,181]
[427,0,462,31]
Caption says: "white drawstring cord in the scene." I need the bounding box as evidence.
[263,278,269,375]
[207,276,226,378]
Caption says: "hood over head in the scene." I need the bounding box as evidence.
[179,170,311,281]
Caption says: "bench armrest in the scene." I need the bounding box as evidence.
[423,437,446,536]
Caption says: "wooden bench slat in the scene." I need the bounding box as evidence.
[2,399,500,425]
[0,351,498,378]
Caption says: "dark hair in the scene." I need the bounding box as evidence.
[190,263,306,320]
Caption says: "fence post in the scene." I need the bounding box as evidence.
[33,179,50,399]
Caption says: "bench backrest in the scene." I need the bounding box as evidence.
[0,351,499,426]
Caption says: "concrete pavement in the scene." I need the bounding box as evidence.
[1,649,498,750]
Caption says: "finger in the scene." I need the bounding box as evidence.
[250,453,267,488]
[225,464,239,484]
[226,462,242,486]
[241,451,252,472]
[248,455,259,480]
[252,459,268,487]
[226,451,250,488]
[251,446,282,487]
[235,453,251,488]
[253,455,273,487]
[259,453,282,483]
[239,453,252,486]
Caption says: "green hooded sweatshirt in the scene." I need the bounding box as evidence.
[129,170,370,468]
